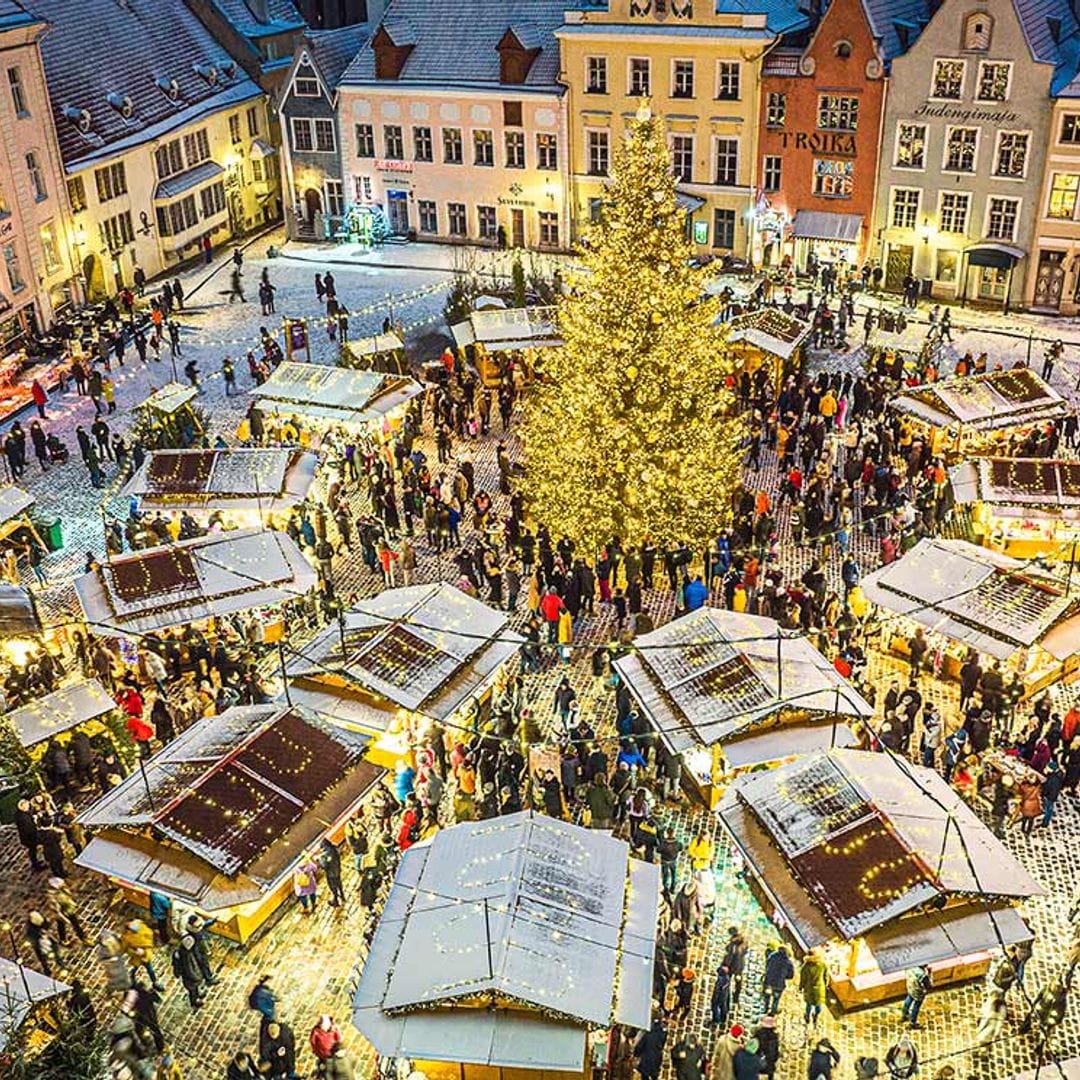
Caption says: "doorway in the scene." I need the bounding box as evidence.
[885,245,913,292]
[303,188,322,224]
[82,253,107,301]
[387,191,409,234]
[1034,251,1065,309]
[511,209,525,248]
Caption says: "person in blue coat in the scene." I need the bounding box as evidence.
[683,575,708,612]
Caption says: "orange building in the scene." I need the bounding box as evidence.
[756,0,918,272]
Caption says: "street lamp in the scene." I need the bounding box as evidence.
[0,920,33,1000]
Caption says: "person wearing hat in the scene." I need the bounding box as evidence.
[753,1015,779,1079]
[809,1037,840,1079]
[885,1035,919,1079]
[990,774,1014,838]
[799,949,828,1027]
[713,1024,745,1080]
[227,1051,260,1080]
[733,1035,765,1080]
[171,934,206,1010]
[672,967,696,1017]
[1041,758,1065,827]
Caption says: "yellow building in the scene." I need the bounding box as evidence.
[33,0,281,298]
[555,0,809,256]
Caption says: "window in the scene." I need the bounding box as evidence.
[101,209,135,248]
[671,135,694,182]
[355,175,372,202]
[418,200,437,233]
[39,223,60,271]
[383,124,403,159]
[976,61,1011,102]
[291,118,313,152]
[714,138,738,186]
[936,250,958,283]
[994,132,1028,178]
[448,202,467,236]
[938,191,970,234]
[473,130,494,166]
[156,139,183,177]
[356,124,375,157]
[629,57,650,96]
[813,159,854,197]
[252,157,264,182]
[3,244,24,291]
[200,181,225,218]
[94,162,127,203]
[25,152,46,201]
[312,119,334,153]
[716,61,740,101]
[763,155,782,192]
[835,40,853,58]
[229,114,241,144]
[944,126,978,172]
[586,56,608,94]
[7,68,27,116]
[963,11,992,51]
[818,95,859,131]
[443,128,463,164]
[1062,115,1080,144]
[325,179,344,217]
[295,72,320,96]
[503,101,522,127]
[478,205,497,239]
[987,196,1019,241]
[895,123,926,169]
[505,130,525,168]
[672,60,694,99]
[67,176,86,213]
[712,208,735,250]
[247,106,259,137]
[0,184,7,215]
[537,133,558,170]
[414,126,433,162]
[1049,174,1080,219]
[539,211,559,246]
[932,59,964,99]
[766,92,786,127]
[183,129,210,166]
[891,188,920,229]
[587,129,609,176]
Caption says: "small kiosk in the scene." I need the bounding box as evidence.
[287,582,522,769]
[949,457,1080,559]
[612,608,872,808]
[5,678,114,753]
[861,537,1080,698]
[0,958,70,1053]
[720,749,1041,1009]
[341,332,407,375]
[723,309,812,385]
[352,811,658,1079]
[121,448,320,531]
[75,703,384,942]
[888,368,1067,459]
[136,383,203,449]
[449,306,561,388]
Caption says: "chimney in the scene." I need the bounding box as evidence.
[372,25,415,79]
[245,0,270,22]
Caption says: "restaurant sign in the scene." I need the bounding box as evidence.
[778,131,857,156]
[375,159,414,173]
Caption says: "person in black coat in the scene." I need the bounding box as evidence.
[259,1018,298,1079]
[227,1052,261,1080]
[634,1018,667,1080]
[171,935,206,1009]
[39,820,67,878]
[319,837,346,906]
[754,1015,780,1079]
[14,798,44,870]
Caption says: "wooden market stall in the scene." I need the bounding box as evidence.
[5,678,114,755]
[253,361,423,438]
[948,457,1080,559]
[341,331,407,375]
[611,608,872,809]
[0,486,45,553]
[287,582,522,769]
[136,383,203,448]
[887,368,1067,459]
[0,957,70,1054]
[449,306,561,388]
[121,448,320,531]
[75,703,384,942]
[861,321,961,378]
[861,537,1080,698]
[351,811,658,1079]
[723,308,811,386]
[719,749,1041,1009]
[72,528,317,640]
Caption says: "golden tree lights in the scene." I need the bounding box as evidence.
[521,107,740,555]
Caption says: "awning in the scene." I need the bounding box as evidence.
[250,139,277,159]
[722,721,856,769]
[6,678,113,748]
[154,160,225,202]
[0,958,69,1052]
[0,584,40,637]
[965,242,1025,268]
[863,904,1031,975]
[791,210,863,243]
[676,189,706,213]
[139,382,198,414]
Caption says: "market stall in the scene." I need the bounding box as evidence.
[948,457,1080,559]
[719,749,1041,1009]
[287,582,522,768]
[341,332,407,375]
[73,528,317,640]
[862,320,961,378]
[136,383,203,449]
[5,678,114,751]
[253,362,423,438]
[888,368,1067,459]
[0,957,70,1053]
[75,703,384,942]
[0,486,46,555]
[121,448,321,531]
[723,308,811,386]
[449,306,561,388]
[352,811,658,1078]
[0,585,41,641]
[861,537,1080,698]
[611,608,872,808]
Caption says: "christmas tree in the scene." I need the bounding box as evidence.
[521,106,739,555]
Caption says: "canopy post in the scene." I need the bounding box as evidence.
[776,631,783,699]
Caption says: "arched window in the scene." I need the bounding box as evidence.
[963,11,992,50]
[835,40,853,58]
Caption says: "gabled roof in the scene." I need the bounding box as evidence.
[29,0,263,167]
[715,0,810,34]
[211,0,304,39]
[1015,0,1080,95]
[860,0,929,62]
[341,0,568,89]
[304,23,371,90]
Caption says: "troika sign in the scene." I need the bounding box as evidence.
[777,131,857,156]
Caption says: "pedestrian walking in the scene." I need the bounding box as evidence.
[901,964,931,1027]
[762,943,794,1015]
[319,836,346,906]
[799,950,828,1026]
[293,854,319,913]
[171,934,206,1010]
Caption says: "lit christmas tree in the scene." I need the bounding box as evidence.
[522,106,739,555]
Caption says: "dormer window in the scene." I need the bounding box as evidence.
[372,22,417,80]
[295,67,320,96]
[63,105,92,133]
[835,40,853,58]
[107,92,135,119]
[497,26,541,86]
[193,62,219,86]
[155,76,181,102]
[963,11,992,51]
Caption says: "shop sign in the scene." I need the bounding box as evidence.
[497,182,535,208]
[778,131,857,156]
[693,220,709,245]
[289,321,307,351]
[375,159,414,173]
[912,102,1021,124]
[0,219,12,239]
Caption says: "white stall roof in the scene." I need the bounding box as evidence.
[0,958,69,1051]
[6,678,113,748]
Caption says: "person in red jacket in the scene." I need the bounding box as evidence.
[117,684,153,755]
[539,587,564,643]
[309,1015,342,1062]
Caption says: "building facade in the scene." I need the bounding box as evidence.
[33,0,282,298]
[873,0,1072,308]
[0,0,79,351]
[556,0,808,257]
[757,0,921,271]
[336,0,570,251]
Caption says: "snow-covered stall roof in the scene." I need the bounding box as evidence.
[724,309,812,361]
[611,608,872,756]
[0,958,69,1051]
[6,678,113,748]
[74,528,317,636]
[352,812,658,1069]
[450,306,561,352]
[949,457,1080,516]
[139,382,199,415]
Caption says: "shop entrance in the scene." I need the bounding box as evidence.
[386,191,409,235]
[885,245,913,292]
[1034,251,1065,310]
